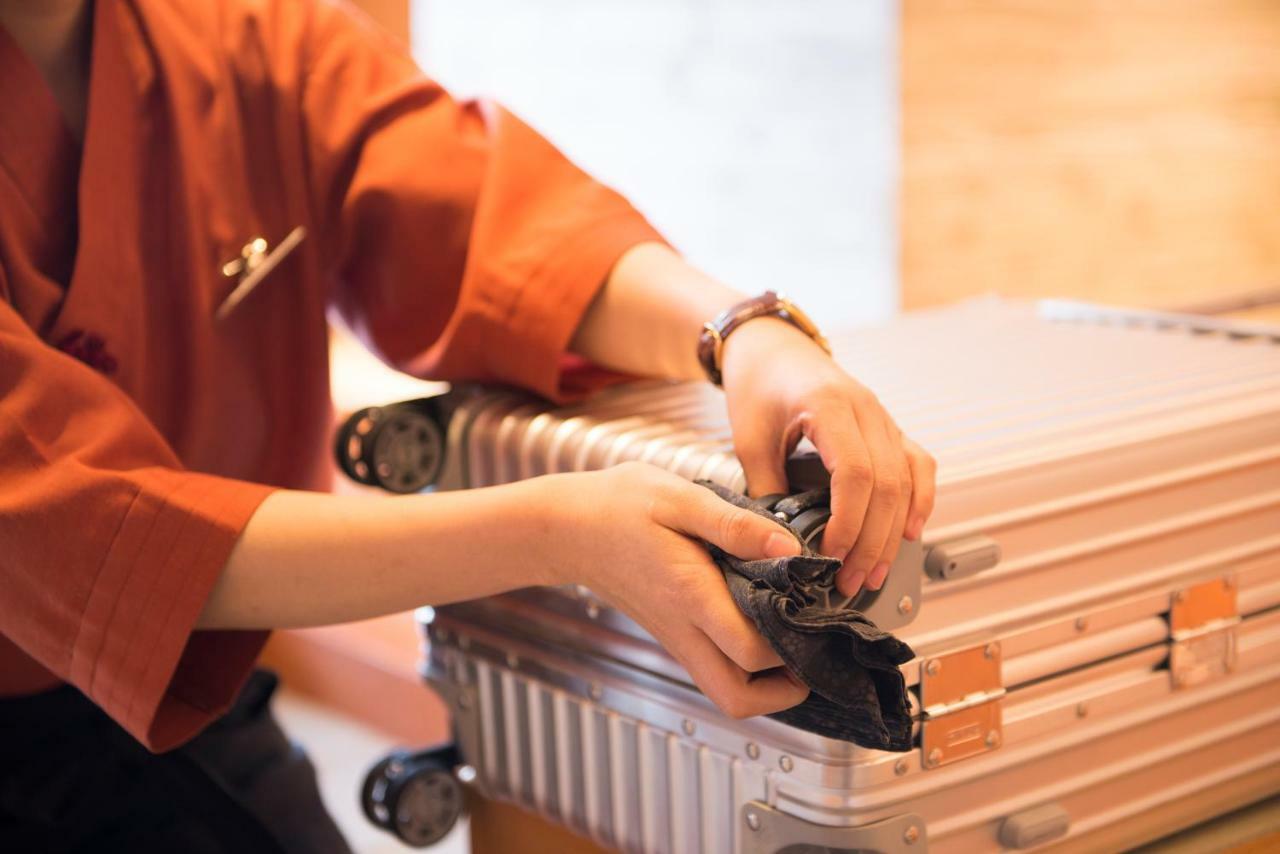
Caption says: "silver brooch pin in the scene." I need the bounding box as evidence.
[216,225,307,320]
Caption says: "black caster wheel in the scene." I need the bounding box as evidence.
[361,746,463,847]
[765,487,879,612]
[335,400,445,494]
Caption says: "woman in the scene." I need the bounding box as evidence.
[0,0,935,849]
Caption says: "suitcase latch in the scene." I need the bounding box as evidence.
[919,642,1005,768]
[1168,576,1240,690]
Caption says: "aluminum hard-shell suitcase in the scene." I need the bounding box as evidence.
[384,299,1280,853]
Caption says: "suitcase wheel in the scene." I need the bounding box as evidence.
[361,745,463,847]
[335,400,446,493]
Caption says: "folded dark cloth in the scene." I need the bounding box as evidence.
[697,481,916,751]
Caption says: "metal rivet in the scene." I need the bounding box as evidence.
[773,511,788,520]
[904,825,921,845]
[585,601,601,620]
[898,595,914,615]
[1075,617,1088,632]
[745,811,761,831]
[894,758,910,776]
[588,683,602,701]
[1076,702,1089,718]
[925,659,941,677]
[926,748,943,767]
[682,719,696,736]
[779,755,794,773]
[506,653,519,668]
[746,742,761,760]
[984,642,1000,659]
[985,730,1001,748]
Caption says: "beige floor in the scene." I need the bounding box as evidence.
[275,688,469,854]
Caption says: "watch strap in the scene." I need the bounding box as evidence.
[696,291,831,386]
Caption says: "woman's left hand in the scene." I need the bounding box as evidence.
[719,317,937,598]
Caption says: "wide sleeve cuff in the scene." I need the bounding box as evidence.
[498,212,668,402]
[68,469,275,752]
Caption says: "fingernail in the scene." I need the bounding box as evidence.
[867,562,890,590]
[905,516,924,541]
[839,569,867,597]
[819,532,851,562]
[765,531,801,558]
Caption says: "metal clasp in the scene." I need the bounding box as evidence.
[216,226,306,320]
[1168,576,1239,689]
[919,642,1005,768]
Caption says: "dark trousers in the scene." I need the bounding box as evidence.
[0,670,351,854]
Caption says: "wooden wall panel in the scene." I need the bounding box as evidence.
[901,1,1280,310]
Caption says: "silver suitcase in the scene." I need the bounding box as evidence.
[357,299,1280,852]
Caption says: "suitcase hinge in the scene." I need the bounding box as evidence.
[918,642,1004,769]
[1168,576,1240,690]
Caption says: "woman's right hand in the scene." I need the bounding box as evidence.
[542,462,811,719]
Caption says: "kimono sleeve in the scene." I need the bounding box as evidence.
[300,2,665,401]
[0,303,275,751]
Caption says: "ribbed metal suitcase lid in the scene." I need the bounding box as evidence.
[444,298,1279,493]
[435,297,1280,664]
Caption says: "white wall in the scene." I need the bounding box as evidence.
[412,0,898,327]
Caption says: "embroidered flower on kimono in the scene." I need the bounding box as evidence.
[56,329,118,375]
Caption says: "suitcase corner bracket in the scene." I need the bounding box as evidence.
[740,802,927,854]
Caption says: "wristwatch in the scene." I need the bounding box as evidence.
[696,291,831,386]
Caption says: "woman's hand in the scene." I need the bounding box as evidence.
[571,242,936,602]
[545,462,811,718]
[720,318,937,598]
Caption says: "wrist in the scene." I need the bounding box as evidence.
[698,291,830,386]
[511,473,583,588]
[720,315,831,385]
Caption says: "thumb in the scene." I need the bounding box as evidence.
[736,441,790,499]
[664,481,801,560]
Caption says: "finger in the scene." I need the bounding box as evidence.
[654,479,800,559]
[675,627,809,719]
[867,455,912,591]
[691,582,784,672]
[804,407,874,564]
[736,439,790,499]
[835,411,904,597]
[903,438,938,541]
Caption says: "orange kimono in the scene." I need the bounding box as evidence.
[0,0,660,751]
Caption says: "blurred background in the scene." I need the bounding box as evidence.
[285,2,1280,850]
[356,0,1280,325]
[413,0,898,326]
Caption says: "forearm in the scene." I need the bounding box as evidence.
[571,242,746,380]
[198,478,566,630]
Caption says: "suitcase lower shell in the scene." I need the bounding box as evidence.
[423,595,1280,853]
